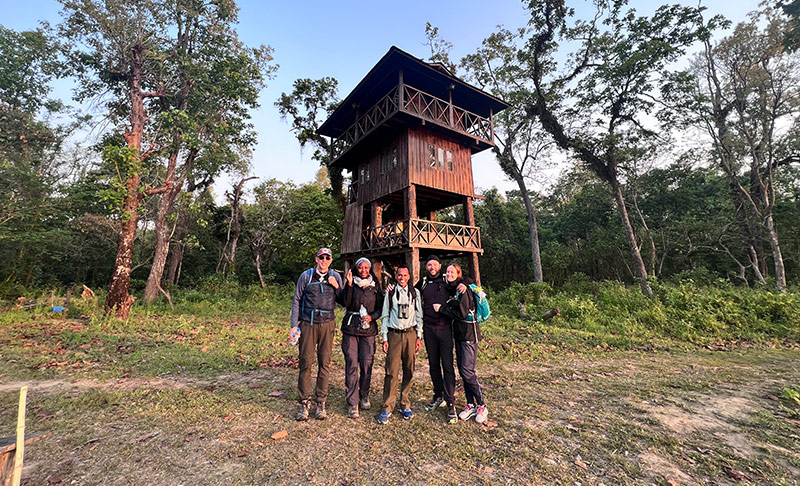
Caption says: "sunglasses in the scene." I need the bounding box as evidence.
[317,255,332,260]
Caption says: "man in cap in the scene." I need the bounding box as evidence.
[290,247,343,420]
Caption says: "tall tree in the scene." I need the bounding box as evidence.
[515,0,720,296]
[0,26,70,286]
[461,27,553,283]
[275,77,345,208]
[59,0,176,317]
[682,8,800,291]
[142,0,275,303]
[58,0,273,315]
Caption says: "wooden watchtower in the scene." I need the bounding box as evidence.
[318,46,507,284]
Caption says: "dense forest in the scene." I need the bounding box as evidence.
[1,0,799,314]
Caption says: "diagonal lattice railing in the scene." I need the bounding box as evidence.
[331,84,493,160]
[360,219,481,253]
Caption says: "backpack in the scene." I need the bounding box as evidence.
[464,284,491,323]
[300,268,338,324]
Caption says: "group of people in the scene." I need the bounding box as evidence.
[289,248,488,425]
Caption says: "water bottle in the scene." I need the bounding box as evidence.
[290,326,301,345]
[359,305,370,329]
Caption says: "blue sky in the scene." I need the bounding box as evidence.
[1,0,757,196]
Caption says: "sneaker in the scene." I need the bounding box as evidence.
[377,411,391,424]
[424,396,444,411]
[359,398,371,411]
[446,403,458,424]
[399,408,414,420]
[296,400,311,421]
[458,403,477,421]
[475,405,488,424]
[348,405,359,419]
[314,402,327,420]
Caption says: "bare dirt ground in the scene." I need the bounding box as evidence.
[2,348,799,485]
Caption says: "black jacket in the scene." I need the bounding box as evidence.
[415,273,451,326]
[340,279,384,336]
[437,278,482,342]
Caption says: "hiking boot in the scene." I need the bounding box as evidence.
[314,402,327,420]
[348,405,359,419]
[377,410,391,425]
[359,398,371,410]
[446,403,458,424]
[458,403,477,421]
[296,400,311,421]
[475,405,489,424]
[424,396,444,411]
[399,408,414,420]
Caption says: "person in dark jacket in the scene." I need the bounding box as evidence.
[340,257,384,418]
[433,263,488,424]
[415,254,458,423]
[290,247,343,421]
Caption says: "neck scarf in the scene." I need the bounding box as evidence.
[353,275,375,288]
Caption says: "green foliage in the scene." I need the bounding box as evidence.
[98,145,141,218]
[492,280,800,346]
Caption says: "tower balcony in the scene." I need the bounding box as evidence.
[344,218,482,256]
[330,84,495,166]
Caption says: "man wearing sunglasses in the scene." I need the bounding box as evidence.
[290,247,343,421]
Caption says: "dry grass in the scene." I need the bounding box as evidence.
[1,308,799,485]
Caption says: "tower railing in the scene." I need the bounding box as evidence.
[358,219,481,253]
[330,84,493,160]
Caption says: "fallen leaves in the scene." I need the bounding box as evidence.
[724,467,747,481]
[271,430,288,440]
[133,431,159,442]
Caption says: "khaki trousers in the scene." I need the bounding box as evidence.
[297,319,335,404]
[382,330,416,412]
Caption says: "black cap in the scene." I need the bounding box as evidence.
[426,255,441,264]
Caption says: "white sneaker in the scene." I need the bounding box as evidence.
[475,405,488,424]
[458,403,476,421]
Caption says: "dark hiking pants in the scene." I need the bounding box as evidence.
[455,340,484,406]
[341,333,376,407]
[423,323,455,405]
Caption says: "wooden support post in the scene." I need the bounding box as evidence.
[429,211,436,221]
[398,69,404,110]
[406,248,420,285]
[372,260,384,289]
[12,386,26,486]
[489,106,494,142]
[405,185,420,284]
[463,197,481,286]
[405,184,417,220]
[448,85,454,127]
[371,201,382,227]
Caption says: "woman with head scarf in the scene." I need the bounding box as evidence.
[341,257,384,418]
[433,263,489,424]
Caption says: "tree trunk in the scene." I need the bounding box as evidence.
[105,44,147,319]
[142,150,195,303]
[166,203,188,285]
[253,251,265,288]
[142,157,179,304]
[513,173,543,282]
[610,177,652,297]
[764,214,787,291]
[631,191,657,277]
[218,176,256,276]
